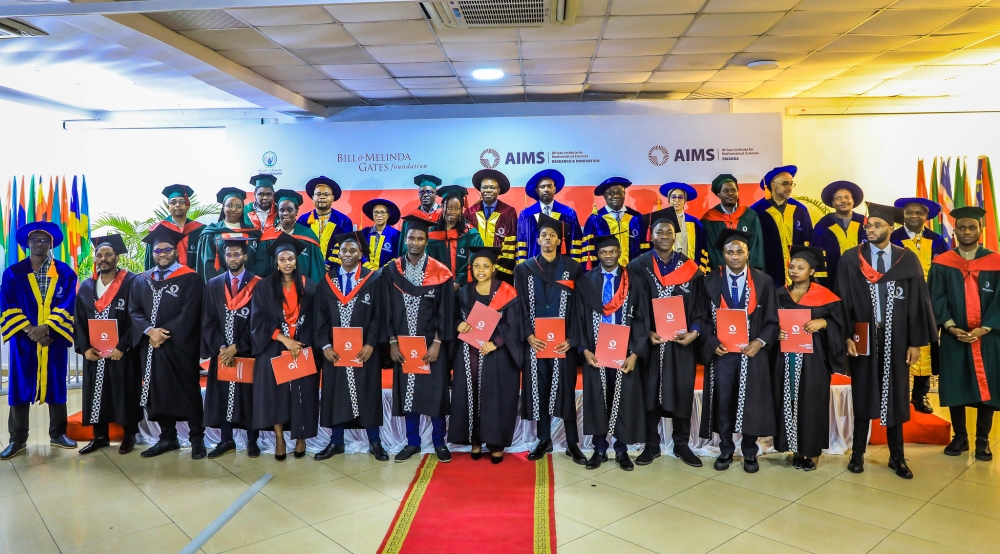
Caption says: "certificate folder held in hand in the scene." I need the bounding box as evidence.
[652,296,687,339]
[218,357,254,383]
[88,319,118,357]
[398,336,431,374]
[779,309,813,354]
[271,348,317,385]
[458,302,501,348]
[332,327,364,368]
[853,323,870,356]
[595,323,631,369]
[534,318,566,359]
[716,309,749,352]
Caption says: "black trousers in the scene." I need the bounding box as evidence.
[8,403,66,443]
[949,404,995,441]
[536,406,580,445]
[853,417,904,458]
[157,418,204,442]
[713,355,759,456]
[92,421,139,441]
[220,422,260,445]
[644,409,692,453]
[912,375,931,400]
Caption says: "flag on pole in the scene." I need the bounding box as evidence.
[16,178,26,261]
[981,156,999,252]
[60,177,70,263]
[51,179,64,263]
[37,177,47,222]
[928,157,941,235]
[916,158,927,199]
[80,175,91,262]
[939,157,955,243]
[70,176,81,265]
[6,178,17,268]
[26,175,36,224]
[954,158,967,209]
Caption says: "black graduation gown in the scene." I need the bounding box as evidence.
[449,281,524,447]
[628,251,705,419]
[201,271,258,429]
[250,278,320,438]
[384,255,455,418]
[514,255,584,423]
[698,267,779,439]
[570,265,650,445]
[772,285,847,457]
[835,245,936,426]
[74,271,142,428]
[315,266,385,429]
[128,268,205,423]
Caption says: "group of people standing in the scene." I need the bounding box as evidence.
[1,166,995,482]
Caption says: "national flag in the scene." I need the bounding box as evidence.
[928,157,941,235]
[37,177,48,222]
[16,178,26,261]
[60,177,70,263]
[80,175,91,262]
[70,176,81,265]
[981,156,999,252]
[962,157,972,208]
[5,178,17,268]
[916,158,927,199]
[26,175,35,224]
[954,158,967,209]
[51,179,64,263]
[939,157,955,244]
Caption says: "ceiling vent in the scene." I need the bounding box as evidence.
[0,19,47,40]
[687,91,747,99]
[422,0,577,28]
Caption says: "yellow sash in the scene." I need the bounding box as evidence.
[902,235,934,279]
[27,263,58,404]
[475,210,502,247]
[364,232,388,270]
[829,220,861,254]
[603,212,633,266]
[765,204,797,285]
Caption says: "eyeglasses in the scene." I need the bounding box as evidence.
[667,194,687,201]
[223,203,242,210]
[224,253,245,259]
[371,210,389,216]
[773,181,796,189]
[152,247,175,255]
[313,192,333,199]
[863,223,889,231]
[167,199,188,207]
[418,189,435,195]
[27,237,51,245]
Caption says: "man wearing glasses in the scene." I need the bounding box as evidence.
[297,176,353,270]
[143,185,206,270]
[399,174,443,253]
[582,177,648,270]
[750,165,814,287]
[464,169,518,281]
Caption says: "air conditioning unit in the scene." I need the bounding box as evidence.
[0,19,47,40]
[422,0,577,28]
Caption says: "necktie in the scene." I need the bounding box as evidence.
[232,277,239,294]
[614,211,622,224]
[485,205,493,220]
[157,269,167,281]
[344,274,353,295]
[876,251,887,324]
[543,205,551,217]
[730,275,741,307]
[602,273,614,324]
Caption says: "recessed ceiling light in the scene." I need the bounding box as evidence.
[471,68,504,81]
[747,60,779,71]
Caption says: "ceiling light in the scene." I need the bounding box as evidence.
[747,60,779,71]
[472,68,504,81]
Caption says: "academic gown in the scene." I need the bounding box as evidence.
[201,271,260,430]
[251,224,327,283]
[628,251,704,419]
[812,213,866,288]
[570,265,650,445]
[514,255,584,424]
[398,207,440,253]
[772,284,847,457]
[676,214,710,273]
[891,226,949,379]
[516,201,584,264]
[384,255,455,418]
[194,220,261,281]
[464,200,518,281]
[449,280,524,447]
[697,267,779,440]
[701,205,766,272]
[143,220,205,271]
[1,258,77,406]
[834,245,936,426]
[297,208,354,269]
[750,198,814,287]
[315,266,385,429]
[250,278,320,438]
[361,225,400,270]
[244,203,276,231]
[427,225,483,286]
[128,266,204,423]
[582,206,648,269]
[929,248,1000,409]
[74,271,142,427]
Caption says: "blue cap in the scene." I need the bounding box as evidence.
[305,176,341,200]
[16,221,63,249]
[594,176,632,196]
[761,165,797,191]
[821,181,863,208]
[894,197,941,219]
[525,169,565,200]
[659,182,697,201]
[362,198,400,225]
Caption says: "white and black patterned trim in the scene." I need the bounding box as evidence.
[869,280,896,426]
[782,352,803,453]
[88,303,113,425]
[140,283,166,407]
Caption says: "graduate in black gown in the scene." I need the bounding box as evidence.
[836,203,936,479]
[517,214,588,465]
[774,246,847,471]
[451,246,524,463]
[628,209,706,468]
[385,215,455,463]
[75,235,141,455]
[698,229,779,474]
[314,231,389,462]
[571,234,650,471]
[201,236,261,459]
[129,225,207,459]
[250,233,320,461]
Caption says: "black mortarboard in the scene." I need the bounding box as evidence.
[334,230,370,257]
[821,181,863,208]
[216,187,246,204]
[593,234,622,252]
[305,176,342,200]
[162,184,194,200]
[91,234,127,255]
[470,246,502,264]
[273,189,303,207]
[714,228,753,250]
[537,212,564,239]
[249,174,276,190]
[866,202,903,225]
[363,198,401,225]
[413,174,441,188]
[472,169,511,194]
[221,232,253,252]
[142,223,185,247]
[951,206,986,222]
[646,208,680,233]
[711,174,737,196]
[594,176,631,197]
[436,185,468,200]
[266,232,305,257]
[401,214,432,235]
[789,245,826,272]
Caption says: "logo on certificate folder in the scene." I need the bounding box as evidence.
[608,340,618,349]
[100,332,109,340]
[666,312,675,321]
[728,324,737,333]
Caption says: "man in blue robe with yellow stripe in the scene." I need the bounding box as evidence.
[297,176,354,269]
[516,169,584,264]
[582,177,648,269]
[750,165,813,287]
[360,198,401,269]
[1,222,78,459]
[812,181,866,289]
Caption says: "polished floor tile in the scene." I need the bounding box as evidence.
[147,474,255,522]
[29,471,144,518]
[749,504,891,554]
[16,453,122,494]
[318,452,393,475]
[956,459,1000,487]
[867,443,975,478]
[0,465,26,499]
[43,495,172,551]
[124,456,231,495]
[867,531,969,554]
[709,532,808,553]
[555,480,658,529]
[714,455,831,502]
[654,452,721,478]
[349,462,422,500]
[553,467,590,490]
[591,461,706,501]
[896,502,1000,553]
[269,477,394,525]
[560,530,656,553]
[224,526,350,553]
[60,523,194,554]
[663,479,790,530]
[796,479,925,530]
[551,450,617,477]
[235,457,346,497]
[928,478,1000,520]
[603,503,742,554]
[555,514,596,546]
[173,495,307,554]
[834,460,954,502]
[313,500,400,553]
[0,493,60,554]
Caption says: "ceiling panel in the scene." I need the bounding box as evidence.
[461,74,525,87]
[930,7,1000,34]
[275,79,344,93]
[586,83,644,92]
[768,11,876,36]
[970,34,1000,48]
[895,32,996,50]
[257,24,355,49]
[252,64,325,80]
[709,68,783,81]
[648,70,719,82]
[466,86,524,95]
[524,73,587,84]
[384,62,455,77]
[304,91,364,104]
[931,48,1000,64]
[696,80,762,92]
[525,84,585,94]
[522,58,594,74]
[659,53,734,70]
[365,44,447,64]
[228,6,333,27]
[861,80,923,96]
[603,15,696,39]
[355,90,413,100]
[889,0,980,7]
[434,27,518,42]
[521,40,598,59]
[323,3,425,22]
[148,10,247,31]
[835,65,913,79]
[452,60,522,77]
[895,64,979,78]
[809,79,882,93]
[591,56,663,72]
[443,41,520,61]
[342,21,436,45]
[519,17,603,41]
[641,81,703,92]
[753,79,821,91]
[578,0,610,16]
[820,35,918,51]
[180,28,277,50]
[795,51,879,66]
[729,52,808,67]
[704,0,799,12]
[396,76,461,88]
[609,0,705,15]
[586,71,654,83]
[686,12,786,36]
[772,66,853,80]
[672,36,757,54]
[740,90,800,97]
[338,78,403,90]
[318,64,391,79]
[745,35,839,52]
[407,88,468,97]
[864,50,950,64]
[796,0,891,8]
[218,49,304,67]
[596,38,677,57]
[851,8,968,35]
[289,47,375,65]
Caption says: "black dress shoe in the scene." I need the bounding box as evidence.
[119,436,136,455]
[314,442,345,461]
[802,457,817,471]
[743,454,759,473]
[140,438,181,458]
[975,439,993,462]
[275,452,287,462]
[674,444,703,467]
[369,441,389,462]
[944,436,970,456]
[207,440,236,459]
[79,438,110,455]
[0,442,25,460]
[435,445,452,462]
[888,456,913,479]
[635,447,660,466]
[491,453,504,465]
[714,453,733,471]
[615,452,634,471]
[395,445,421,462]
[527,439,553,461]
[50,435,77,449]
[247,440,260,459]
[847,453,865,473]
[586,451,607,470]
[792,452,804,469]
[565,444,588,465]
[912,397,934,414]
[190,439,207,460]
[470,449,483,461]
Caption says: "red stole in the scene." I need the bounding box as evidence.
[393,255,453,287]
[702,205,748,230]
[247,206,276,230]
[147,265,196,283]
[324,266,374,305]
[603,269,630,317]
[858,249,886,283]
[718,267,758,315]
[489,281,518,311]
[282,279,301,337]
[260,225,322,249]
[789,283,840,307]
[94,270,129,313]
[653,257,698,287]
[152,220,204,266]
[428,228,462,280]
[225,275,261,311]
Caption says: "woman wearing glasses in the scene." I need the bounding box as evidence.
[359,199,401,269]
[195,187,260,281]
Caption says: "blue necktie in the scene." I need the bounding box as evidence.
[602,273,614,324]
[730,275,740,308]
[343,274,353,295]
[484,205,493,220]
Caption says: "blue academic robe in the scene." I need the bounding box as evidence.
[515,201,584,264]
[1,258,78,405]
[297,208,354,268]
[812,212,866,288]
[890,226,950,280]
[361,225,400,269]
[750,198,814,287]
[582,206,648,270]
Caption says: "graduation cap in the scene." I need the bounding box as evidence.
[714,228,753,251]
[711,174,737,196]
[334,230,369,257]
[266,232,306,257]
[950,206,986,222]
[593,234,622,252]
[821,181,864,208]
[436,185,468,200]
[537,212,564,239]
[216,187,246,204]
[401,214,432,236]
[472,169,511,194]
[362,198,400,226]
[16,221,63,249]
[220,233,253,253]
[866,202,903,226]
[525,169,565,200]
[249,174,276,190]
[594,176,631,197]
[646,208,681,233]
[659,182,698,201]
[162,184,194,202]
[470,245,502,264]
[91,234,127,255]
[273,189,303,207]
[761,165,797,191]
[413,174,441,189]
[894,197,941,219]
[142,223,185,247]
[789,245,826,272]
[305,176,342,200]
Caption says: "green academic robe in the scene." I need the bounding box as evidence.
[251,223,326,283]
[194,220,261,281]
[701,205,765,272]
[427,226,483,286]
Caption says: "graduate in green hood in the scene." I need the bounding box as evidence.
[251,189,326,282]
[427,185,483,290]
[195,187,260,281]
[700,174,765,272]
[143,185,206,271]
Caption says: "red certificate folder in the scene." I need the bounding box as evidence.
[853,323,870,356]
[716,309,749,352]
[652,296,687,339]
[332,327,364,368]
[88,319,118,357]
[217,357,254,383]
[595,323,631,369]
[398,336,431,374]
[534,317,566,359]
[458,302,502,348]
[271,347,317,385]
[779,309,814,354]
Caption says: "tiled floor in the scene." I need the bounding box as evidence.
[1,391,999,553]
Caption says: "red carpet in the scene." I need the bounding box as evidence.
[378,453,555,554]
[869,404,952,445]
[66,411,125,441]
